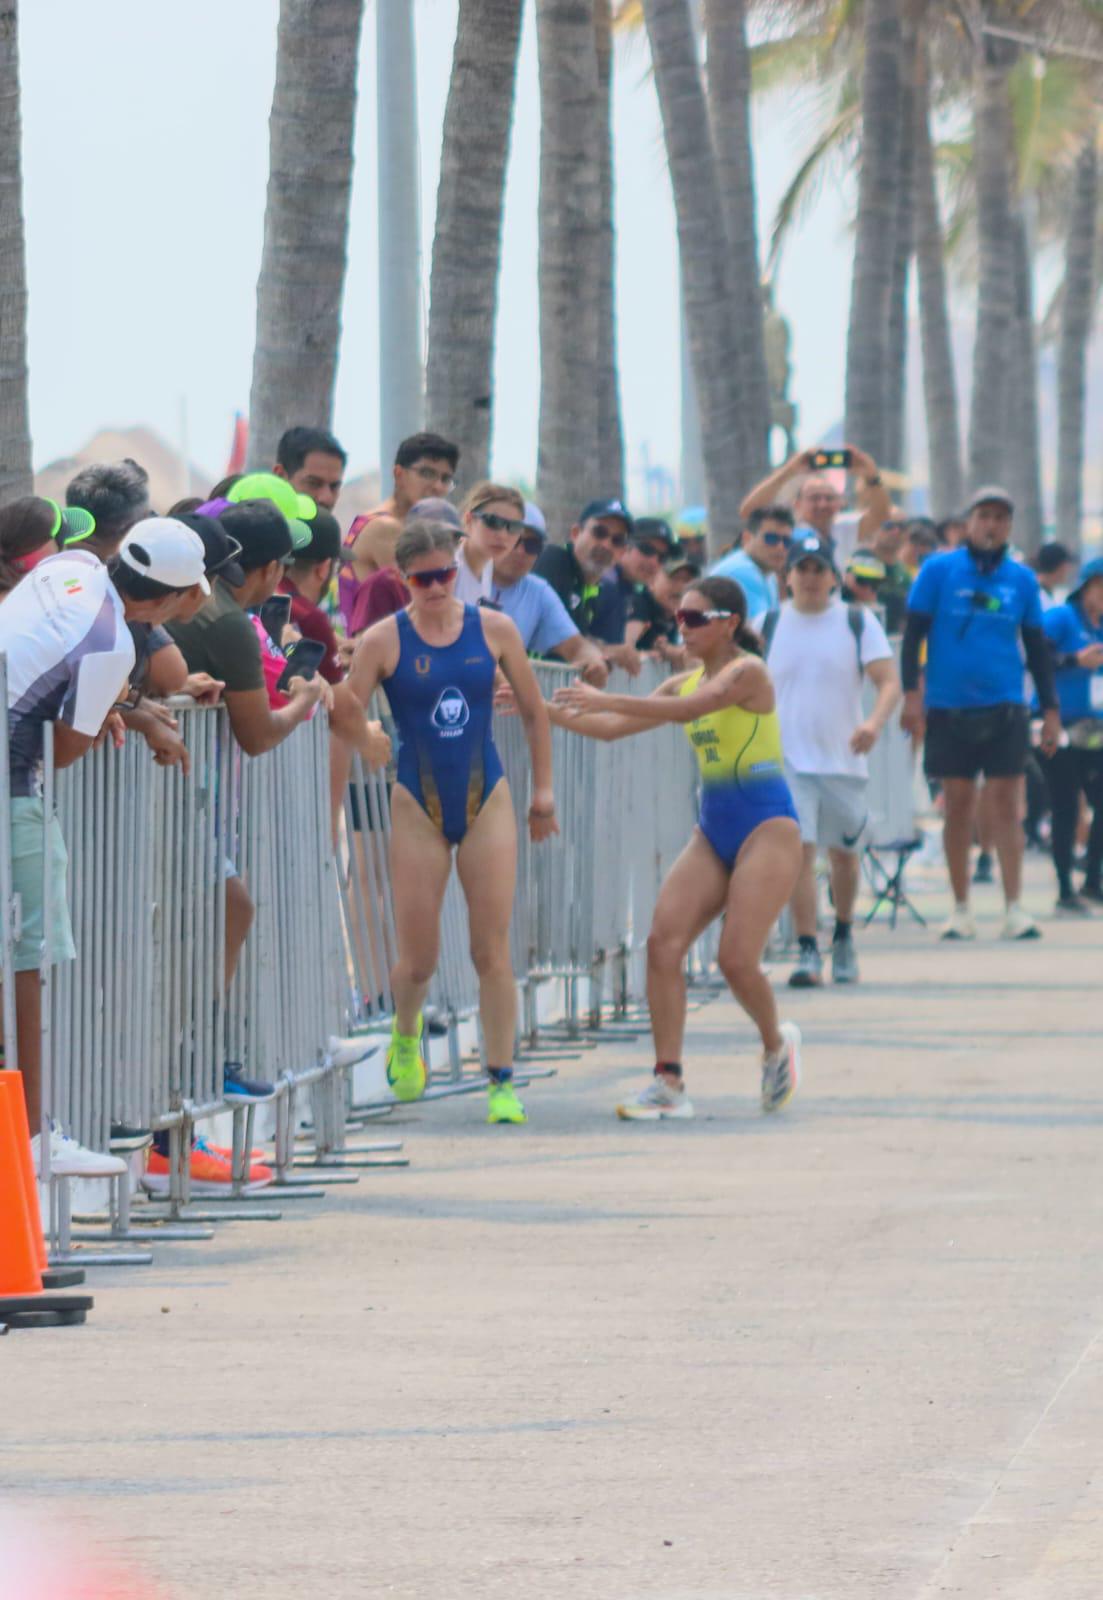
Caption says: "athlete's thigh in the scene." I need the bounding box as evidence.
[389,784,454,958]
[650,829,731,951]
[722,817,802,961]
[456,778,517,945]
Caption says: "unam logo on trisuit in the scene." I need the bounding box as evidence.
[431,686,470,737]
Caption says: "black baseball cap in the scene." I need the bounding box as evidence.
[298,508,342,564]
[217,499,296,572]
[787,529,837,572]
[176,512,246,589]
[579,497,634,532]
[633,517,675,554]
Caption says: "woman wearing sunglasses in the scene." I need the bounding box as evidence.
[552,575,803,1120]
[455,481,526,603]
[346,521,557,1125]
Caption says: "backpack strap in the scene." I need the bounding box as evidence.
[847,603,866,676]
[761,608,781,658]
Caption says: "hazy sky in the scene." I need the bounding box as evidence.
[22,0,858,502]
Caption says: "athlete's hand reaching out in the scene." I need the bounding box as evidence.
[528,788,559,844]
[554,681,606,715]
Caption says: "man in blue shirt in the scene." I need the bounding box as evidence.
[901,486,1059,942]
[1039,556,1103,912]
[492,503,608,684]
[709,505,794,617]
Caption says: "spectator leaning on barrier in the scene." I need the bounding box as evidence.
[490,501,609,685]
[0,520,208,1176]
[901,486,1060,942]
[1032,541,1075,611]
[534,497,639,674]
[279,508,344,685]
[627,555,700,665]
[709,504,794,617]
[340,431,459,631]
[1039,556,1103,914]
[607,517,675,612]
[456,482,524,603]
[739,443,890,570]
[273,425,346,511]
[0,496,92,598]
[759,531,900,989]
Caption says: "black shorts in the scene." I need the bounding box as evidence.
[924,704,1030,782]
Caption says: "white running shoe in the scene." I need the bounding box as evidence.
[940,905,977,941]
[31,1126,126,1177]
[616,1074,694,1121]
[761,1021,801,1114]
[1001,905,1042,941]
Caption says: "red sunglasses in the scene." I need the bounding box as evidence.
[408,564,458,590]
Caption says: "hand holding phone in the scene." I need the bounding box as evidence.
[276,637,327,694]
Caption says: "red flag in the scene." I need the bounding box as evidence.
[226,412,248,474]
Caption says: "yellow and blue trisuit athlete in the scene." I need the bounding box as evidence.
[548,574,804,1123]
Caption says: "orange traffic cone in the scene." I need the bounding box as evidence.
[0,1073,47,1272]
[0,1072,43,1294]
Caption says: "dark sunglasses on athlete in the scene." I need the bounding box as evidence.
[408,564,458,590]
[675,607,733,630]
[761,531,793,548]
[475,510,526,537]
[589,522,628,549]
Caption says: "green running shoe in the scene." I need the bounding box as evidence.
[487,1078,527,1125]
[386,1016,427,1102]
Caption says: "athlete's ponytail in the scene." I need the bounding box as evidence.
[395,520,458,573]
[684,575,763,657]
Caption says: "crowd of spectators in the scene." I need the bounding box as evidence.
[1,416,1100,1183]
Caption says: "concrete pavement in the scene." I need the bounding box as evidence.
[5,855,1103,1598]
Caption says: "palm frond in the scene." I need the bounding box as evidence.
[766,98,861,276]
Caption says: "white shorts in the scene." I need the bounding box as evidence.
[785,768,869,852]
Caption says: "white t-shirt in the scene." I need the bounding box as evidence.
[454,544,493,606]
[0,550,134,795]
[760,600,893,778]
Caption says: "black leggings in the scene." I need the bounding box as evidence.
[1040,744,1103,895]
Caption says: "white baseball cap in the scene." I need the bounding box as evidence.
[118,518,211,595]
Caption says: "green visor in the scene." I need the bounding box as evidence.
[49,500,97,546]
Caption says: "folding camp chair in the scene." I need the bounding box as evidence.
[862,838,926,928]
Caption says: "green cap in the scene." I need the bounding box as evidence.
[226,472,315,553]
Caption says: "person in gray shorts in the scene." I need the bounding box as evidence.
[759,532,901,986]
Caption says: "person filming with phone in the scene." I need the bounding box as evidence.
[739,443,891,570]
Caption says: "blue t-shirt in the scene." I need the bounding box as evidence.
[908,547,1044,709]
[491,572,578,656]
[708,548,778,619]
[1042,601,1103,723]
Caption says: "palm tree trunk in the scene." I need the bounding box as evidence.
[642,0,746,557]
[247,0,364,470]
[844,0,901,463]
[883,24,916,480]
[594,0,625,498]
[968,37,1017,489]
[704,0,769,480]
[913,39,963,519]
[536,0,602,540]
[1006,208,1044,552]
[426,0,524,497]
[0,2,32,502]
[1057,136,1098,545]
